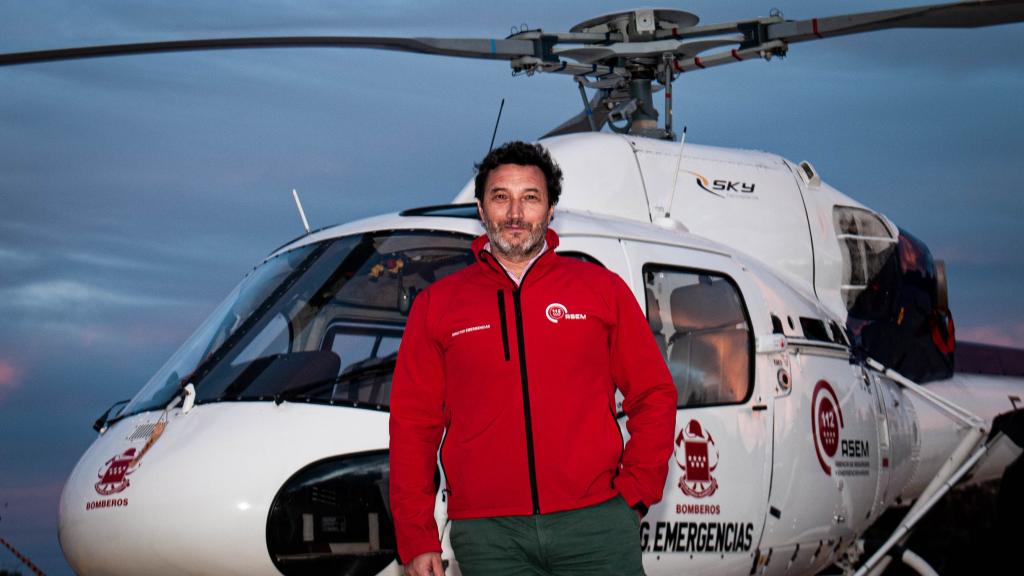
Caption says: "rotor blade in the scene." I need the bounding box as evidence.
[674,37,744,59]
[551,46,618,65]
[542,90,614,138]
[671,40,788,74]
[767,0,1024,44]
[0,36,535,67]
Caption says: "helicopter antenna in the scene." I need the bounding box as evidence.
[488,98,505,153]
[291,189,311,234]
[665,126,688,219]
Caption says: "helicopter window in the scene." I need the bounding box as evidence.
[267,451,397,574]
[556,251,605,267]
[325,328,378,369]
[644,266,753,407]
[829,320,850,347]
[377,336,401,358]
[120,230,474,418]
[834,206,897,309]
[232,314,291,365]
[799,317,831,343]
[120,242,322,417]
[317,324,404,405]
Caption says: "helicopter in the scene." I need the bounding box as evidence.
[2,1,1024,575]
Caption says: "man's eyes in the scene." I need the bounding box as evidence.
[489,192,541,202]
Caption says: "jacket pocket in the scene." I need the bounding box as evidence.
[497,290,510,362]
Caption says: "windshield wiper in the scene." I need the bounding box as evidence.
[274,354,398,405]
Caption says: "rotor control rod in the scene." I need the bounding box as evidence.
[576,80,597,132]
[662,55,674,139]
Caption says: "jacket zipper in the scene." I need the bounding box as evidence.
[497,290,510,362]
[513,288,541,514]
[480,248,544,515]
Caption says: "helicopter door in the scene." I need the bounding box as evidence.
[761,333,879,575]
[623,241,771,575]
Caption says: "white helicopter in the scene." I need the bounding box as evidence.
[3,1,1024,575]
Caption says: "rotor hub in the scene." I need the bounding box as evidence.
[570,9,699,40]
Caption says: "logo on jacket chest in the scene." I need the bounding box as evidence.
[545,302,587,324]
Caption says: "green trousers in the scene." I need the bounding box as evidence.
[450,496,644,576]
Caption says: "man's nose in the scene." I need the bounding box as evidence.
[507,196,524,218]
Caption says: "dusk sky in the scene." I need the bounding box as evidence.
[1,1,1022,573]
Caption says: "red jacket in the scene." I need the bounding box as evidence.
[389,229,676,563]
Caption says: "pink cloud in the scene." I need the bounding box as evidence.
[0,481,65,533]
[1,481,63,504]
[0,357,20,402]
[958,322,1024,348]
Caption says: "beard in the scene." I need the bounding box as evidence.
[482,214,548,261]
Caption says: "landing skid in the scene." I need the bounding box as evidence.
[847,360,1024,576]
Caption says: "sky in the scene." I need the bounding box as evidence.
[0,1,1022,574]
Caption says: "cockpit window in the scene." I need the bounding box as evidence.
[644,266,753,407]
[233,314,291,366]
[557,251,604,267]
[834,206,897,309]
[120,230,474,419]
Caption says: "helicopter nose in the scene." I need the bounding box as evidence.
[58,403,396,575]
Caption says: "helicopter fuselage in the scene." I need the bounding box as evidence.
[58,133,1023,576]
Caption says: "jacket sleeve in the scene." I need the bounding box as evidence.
[389,289,446,563]
[607,274,677,510]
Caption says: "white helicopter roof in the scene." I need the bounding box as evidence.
[453,131,896,320]
[453,132,806,224]
[273,203,727,261]
[268,201,840,340]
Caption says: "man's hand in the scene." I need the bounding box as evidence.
[405,552,445,576]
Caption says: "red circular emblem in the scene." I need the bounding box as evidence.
[545,303,567,323]
[811,380,844,476]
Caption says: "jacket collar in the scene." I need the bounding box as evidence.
[473,228,560,286]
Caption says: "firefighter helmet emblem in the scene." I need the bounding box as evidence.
[95,448,137,496]
[675,419,719,498]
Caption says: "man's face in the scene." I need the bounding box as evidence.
[477,164,554,261]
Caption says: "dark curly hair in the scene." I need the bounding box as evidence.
[474,141,563,206]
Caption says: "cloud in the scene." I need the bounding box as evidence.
[0,480,64,535]
[0,357,20,403]
[63,251,159,271]
[0,247,39,269]
[958,322,1024,348]
[0,279,179,311]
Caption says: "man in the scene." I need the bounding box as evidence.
[389,141,676,576]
